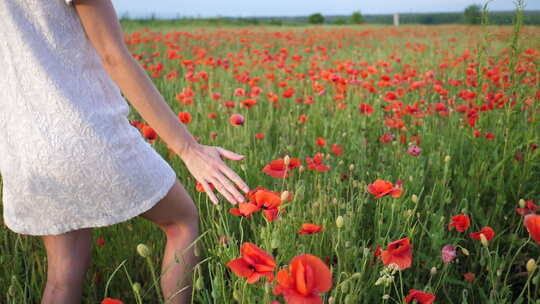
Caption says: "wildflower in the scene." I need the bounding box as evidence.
[227,242,276,284]
[305,153,330,172]
[448,214,471,232]
[272,254,332,303]
[404,289,436,304]
[441,244,456,263]
[463,272,475,282]
[96,236,105,247]
[469,226,495,243]
[367,179,402,199]
[316,137,326,147]
[516,200,538,216]
[331,144,343,156]
[298,223,324,235]
[407,145,422,156]
[101,298,124,304]
[177,111,192,124]
[524,214,540,244]
[263,157,301,178]
[230,114,245,126]
[381,238,412,270]
[256,133,265,140]
[359,103,374,115]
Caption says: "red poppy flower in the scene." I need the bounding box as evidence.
[516,200,538,216]
[256,133,265,140]
[230,114,245,126]
[177,111,192,124]
[404,289,436,304]
[305,153,329,172]
[463,272,476,282]
[469,226,495,242]
[227,242,276,284]
[524,214,540,244]
[367,179,402,199]
[359,103,374,115]
[272,254,332,303]
[141,125,157,141]
[448,214,471,232]
[263,158,301,178]
[195,182,216,193]
[298,223,324,235]
[241,98,257,109]
[316,137,326,147]
[253,189,282,221]
[331,144,343,156]
[381,237,412,270]
[97,236,105,247]
[101,298,124,304]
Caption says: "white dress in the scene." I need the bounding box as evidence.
[0,0,178,235]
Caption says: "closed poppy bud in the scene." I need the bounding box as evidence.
[284,155,290,166]
[431,267,437,276]
[195,276,204,290]
[336,215,344,228]
[461,247,470,256]
[280,191,290,202]
[480,234,489,247]
[519,199,526,208]
[132,282,142,294]
[136,244,151,258]
[527,259,537,274]
[444,155,451,163]
[412,194,418,203]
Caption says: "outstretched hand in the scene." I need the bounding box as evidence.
[179,143,249,205]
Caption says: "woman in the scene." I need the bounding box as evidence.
[0,0,249,303]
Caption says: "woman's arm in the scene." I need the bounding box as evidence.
[71,0,249,205]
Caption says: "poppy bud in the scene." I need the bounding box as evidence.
[280,191,290,202]
[271,237,280,249]
[411,194,418,203]
[461,247,470,256]
[444,155,451,163]
[132,282,142,294]
[527,259,537,274]
[409,175,413,182]
[349,164,355,171]
[382,294,390,300]
[519,199,526,208]
[480,234,489,247]
[195,276,204,290]
[431,267,437,276]
[136,244,151,258]
[7,284,15,297]
[328,297,336,304]
[283,155,290,166]
[336,215,344,228]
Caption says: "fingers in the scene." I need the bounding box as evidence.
[209,177,239,206]
[219,164,250,193]
[214,171,245,203]
[217,147,245,161]
[200,180,219,205]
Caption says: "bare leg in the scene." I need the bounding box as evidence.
[40,227,92,304]
[139,178,200,304]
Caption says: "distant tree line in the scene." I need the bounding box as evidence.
[119,9,540,26]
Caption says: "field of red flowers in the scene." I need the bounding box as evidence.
[2,24,539,303]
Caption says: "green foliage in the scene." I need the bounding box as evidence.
[308,13,325,24]
[464,4,482,24]
[333,17,347,25]
[350,11,364,24]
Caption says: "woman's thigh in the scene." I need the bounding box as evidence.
[138,178,199,229]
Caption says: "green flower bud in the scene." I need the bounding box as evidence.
[136,244,152,258]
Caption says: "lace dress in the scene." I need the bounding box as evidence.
[0,0,177,235]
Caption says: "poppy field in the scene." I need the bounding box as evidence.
[2,22,540,303]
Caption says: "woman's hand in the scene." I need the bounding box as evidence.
[178,143,249,205]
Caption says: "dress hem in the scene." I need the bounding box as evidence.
[3,169,177,236]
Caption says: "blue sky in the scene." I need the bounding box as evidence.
[111,0,540,19]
